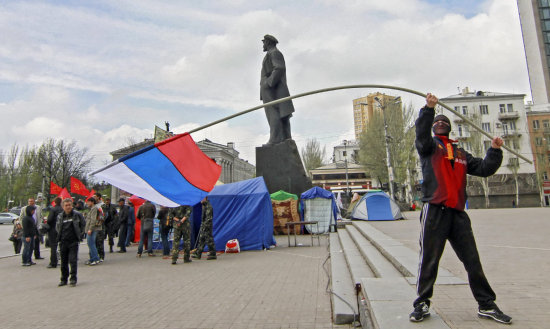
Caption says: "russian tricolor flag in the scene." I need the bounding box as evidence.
[92,133,222,207]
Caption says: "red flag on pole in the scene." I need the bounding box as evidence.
[50,181,62,195]
[58,188,72,201]
[70,177,90,196]
[86,189,96,202]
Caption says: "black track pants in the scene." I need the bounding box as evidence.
[414,203,497,309]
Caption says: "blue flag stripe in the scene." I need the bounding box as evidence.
[123,147,207,206]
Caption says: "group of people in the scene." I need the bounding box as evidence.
[12,193,217,287]
[136,198,217,265]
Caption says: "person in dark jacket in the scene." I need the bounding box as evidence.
[116,198,129,253]
[56,198,85,287]
[11,219,23,254]
[103,197,118,253]
[125,201,135,247]
[21,205,37,266]
[157,206,171,257]
[136,200,156,257]
[409,94,511,325]
[46,197,63,268]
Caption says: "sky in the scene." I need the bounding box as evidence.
[0,0,531,177]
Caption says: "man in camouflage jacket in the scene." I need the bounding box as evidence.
[169,205,192,264]
[192,197,216,260]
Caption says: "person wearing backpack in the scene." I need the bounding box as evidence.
[136,200,156,257]
[84,197,101,266]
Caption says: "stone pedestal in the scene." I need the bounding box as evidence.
[256,139,312,196]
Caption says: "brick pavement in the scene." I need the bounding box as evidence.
[369,207,550,329]
[0,235,349,329]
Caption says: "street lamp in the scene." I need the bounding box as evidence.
[374,96,399,200]
[343,140,350,197]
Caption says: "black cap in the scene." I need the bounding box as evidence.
[262,34,278,44]
[118,198,125,203]
[433,114,450,125]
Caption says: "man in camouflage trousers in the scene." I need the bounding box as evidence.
[192,197,217,260]
[170,205,192,264]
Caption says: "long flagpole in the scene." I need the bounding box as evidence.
[187,84,532,164]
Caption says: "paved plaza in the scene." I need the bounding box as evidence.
[0,207,549,328]
[370,207,550,329]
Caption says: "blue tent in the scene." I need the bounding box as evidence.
[300,186,338,234]
[350,191,403,221]
[203,177,276,251]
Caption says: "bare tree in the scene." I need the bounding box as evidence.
[0,139,94,206]
[467,113,491,208]
[301,138,326,177]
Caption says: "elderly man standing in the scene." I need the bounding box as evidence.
[260,34,295,145]
[20,197,44,260]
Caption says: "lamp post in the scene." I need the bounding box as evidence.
[343,140,350,197]
[374,96,398,200]
[405,142,417,204]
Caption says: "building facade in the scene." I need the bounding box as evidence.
[332,140,360,163]
[196,139,255,183]
[440,88,539,207]
[525,110,550,205]
[352,92,400,140]
[310,162,376,195]
[517,0,550,110]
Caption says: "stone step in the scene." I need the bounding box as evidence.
[346,225,403,278]
[352,221,467,285]
[329,233,358,325]
[338,229,376,284]
[360,277,451,329]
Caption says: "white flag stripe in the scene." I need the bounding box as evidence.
[94,162,179,207]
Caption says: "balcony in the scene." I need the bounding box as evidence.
[453,117,466,123]
[498,111,519,120]
[501,130,521,138]
[454,132,471,139]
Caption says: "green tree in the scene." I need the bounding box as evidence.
[358,98,416,200]
[301,138,326,177]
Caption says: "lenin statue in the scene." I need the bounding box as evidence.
[260,34,295,145]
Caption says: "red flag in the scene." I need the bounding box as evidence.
[70,177,90,196]
[129,195,146,242]
[58,188,72,201]
[86,189,96,202]
[50,181,62,195]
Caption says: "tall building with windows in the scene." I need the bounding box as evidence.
[352,92,400,140]
[517,0,550,110]
[525,110,550,204]
[440,87,533,174]
[439,88,539,207]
